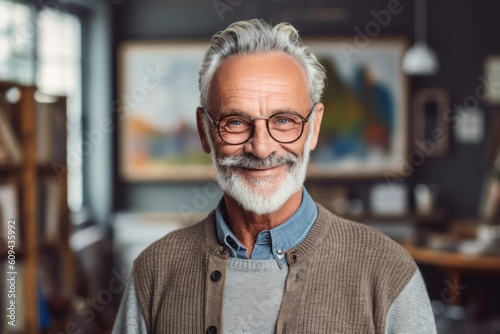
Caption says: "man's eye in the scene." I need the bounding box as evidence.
[275,117,291,124]
[223,117,250,128]
[273,116,299,126]
[228,119,243,126]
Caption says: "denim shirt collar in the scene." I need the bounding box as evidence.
[215,187,318,267]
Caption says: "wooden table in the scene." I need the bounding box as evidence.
[403,244,500,304]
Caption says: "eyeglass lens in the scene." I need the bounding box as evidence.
[218,112,305,144]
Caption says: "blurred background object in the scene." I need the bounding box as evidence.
[0,0,499,333]
[402,0,439,75]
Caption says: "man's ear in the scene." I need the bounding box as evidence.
[196,107,212,154]
[309,102,324,151]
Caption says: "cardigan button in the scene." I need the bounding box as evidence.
[210,270,222,281]
[206,325,218,334]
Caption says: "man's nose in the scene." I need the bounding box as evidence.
[243,120,280,159]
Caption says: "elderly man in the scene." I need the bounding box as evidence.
[113,19,436,334]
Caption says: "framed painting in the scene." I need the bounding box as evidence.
[118,42,213,181]
[306,39,408,178]
[118,39,408,180]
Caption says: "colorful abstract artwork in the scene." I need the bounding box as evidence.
[119,42,213,181]
[119,39,407,181]
[307,39,408,177]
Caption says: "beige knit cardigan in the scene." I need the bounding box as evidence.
[133,204,416,334]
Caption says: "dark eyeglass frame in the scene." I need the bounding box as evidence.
[204,104,316,145]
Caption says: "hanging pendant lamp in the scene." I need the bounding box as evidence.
[402,0,439,75]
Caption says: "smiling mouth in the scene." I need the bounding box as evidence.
[236,165,285,176]
[242,166,278,171]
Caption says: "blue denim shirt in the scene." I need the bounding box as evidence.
[215,187,318,268]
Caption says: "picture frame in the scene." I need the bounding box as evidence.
[413,88,450,156]
[305,38,409,178]
[484,56,500,105]
[118,41,213,181]
[488,111,500,162]
[118,39,408,180]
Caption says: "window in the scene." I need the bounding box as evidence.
[0,1,35,84]
[0,0,83,212]
[36,8,83,212]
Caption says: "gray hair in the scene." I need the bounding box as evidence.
[198,19,326,109]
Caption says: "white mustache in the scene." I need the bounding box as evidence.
[217,153,300,170]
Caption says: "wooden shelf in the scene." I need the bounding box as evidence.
[0,164,22,172]
[337,210,448,224]
[39,239,66,250]
[0,246,25,258]
[403,243,500,272]
[0,83,73,334]
[37,164,59,176]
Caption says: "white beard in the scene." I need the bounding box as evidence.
[204,115,315,215]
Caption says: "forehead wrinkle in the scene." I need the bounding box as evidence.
[210,53,310,116]
[222,80,296,95]
[221,87,301,110]
[220,93,301,113]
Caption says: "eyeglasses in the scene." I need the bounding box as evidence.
[204,105,315,145]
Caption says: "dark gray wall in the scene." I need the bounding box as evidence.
[111,0,500,218]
